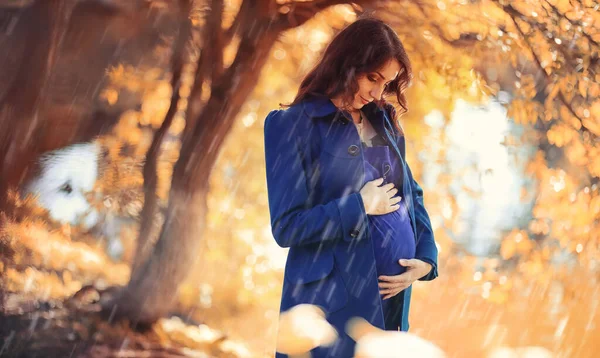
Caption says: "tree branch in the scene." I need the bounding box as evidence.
[207,0,224,81]
[223,0,247,45]
[185,0,225,127]
[276,0,375,31]
[498,3,583,72]
[500,2,596,138]
[133,0,192,274]
[543,0,599,49]
[413,1,480,49]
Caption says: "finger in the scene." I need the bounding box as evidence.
[378,275,402,283]
[378,275,394,282]
[382,290,400,300]
[389,196,402,205]
[380,286,405,295]
[384,279,407,287]
[398,259,415,267]
[386,285,408,294]
[371,177,385,185]
[380,183,395,190]
[387,204,400,212]
[390,271,411,283]
[386,187,398,195]
[378,281,403,289]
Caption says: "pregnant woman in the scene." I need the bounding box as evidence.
[264,17,439,357]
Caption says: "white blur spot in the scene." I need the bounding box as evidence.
[276,304,338,355]
[24,142,101,227]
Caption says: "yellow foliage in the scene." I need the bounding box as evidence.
[100,88,119,105]
[565,140,588,166]
[547,123,576,147]
[500,230,532,260]
[581,116,600,137]
[5,1,600,356]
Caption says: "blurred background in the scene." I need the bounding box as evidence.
[0,0,598,357]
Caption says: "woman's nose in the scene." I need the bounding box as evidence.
[370,86,384,100]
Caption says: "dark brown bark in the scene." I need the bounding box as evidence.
[185,0,225,126]
[0,0,76,205]
[132,0,192,275]
[206,0,224,81]
[0,0,77,315]
[0,1,180,207]
[105,18,280,324]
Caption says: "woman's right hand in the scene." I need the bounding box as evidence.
[359,178,402,215]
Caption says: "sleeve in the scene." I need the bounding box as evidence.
[264,109,368,248]
[406,163,439,281]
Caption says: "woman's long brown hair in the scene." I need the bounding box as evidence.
[284,17,413,133]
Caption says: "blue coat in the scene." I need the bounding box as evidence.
[264,96,438,357]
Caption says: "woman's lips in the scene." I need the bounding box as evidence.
[360,96,370,104]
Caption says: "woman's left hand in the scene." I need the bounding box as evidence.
[378,259,433,300]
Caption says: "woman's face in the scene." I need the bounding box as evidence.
[352,59,400,110]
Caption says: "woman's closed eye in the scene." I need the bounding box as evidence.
[367,75,392,88]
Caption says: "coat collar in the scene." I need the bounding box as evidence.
[299,95,395,139]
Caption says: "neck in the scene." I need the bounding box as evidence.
[330,96,356,112]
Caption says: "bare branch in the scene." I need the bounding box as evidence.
[206,0,224,81]
[497,3,584,72]
[184,0,225,129]
[133,0,192,274]
[500,2,596,138]
[224,0,248,45]
[185,48,206,127]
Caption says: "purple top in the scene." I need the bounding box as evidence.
[362,136,416,277]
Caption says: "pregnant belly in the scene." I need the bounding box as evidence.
[369,208,416,276]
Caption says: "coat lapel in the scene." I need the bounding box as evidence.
[304,97,418,237]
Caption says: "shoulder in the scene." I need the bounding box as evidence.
[264,99,318,138]
[266,97,321,120]
[265,103,306,124]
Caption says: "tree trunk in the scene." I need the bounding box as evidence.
[0,1,180,208]
[132,0,192,274]
[105,19,280,324]
[0,0,76,205]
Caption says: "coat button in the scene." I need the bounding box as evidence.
[347,145,359,156]
[350,229,360,238]
[335,114,349,125]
